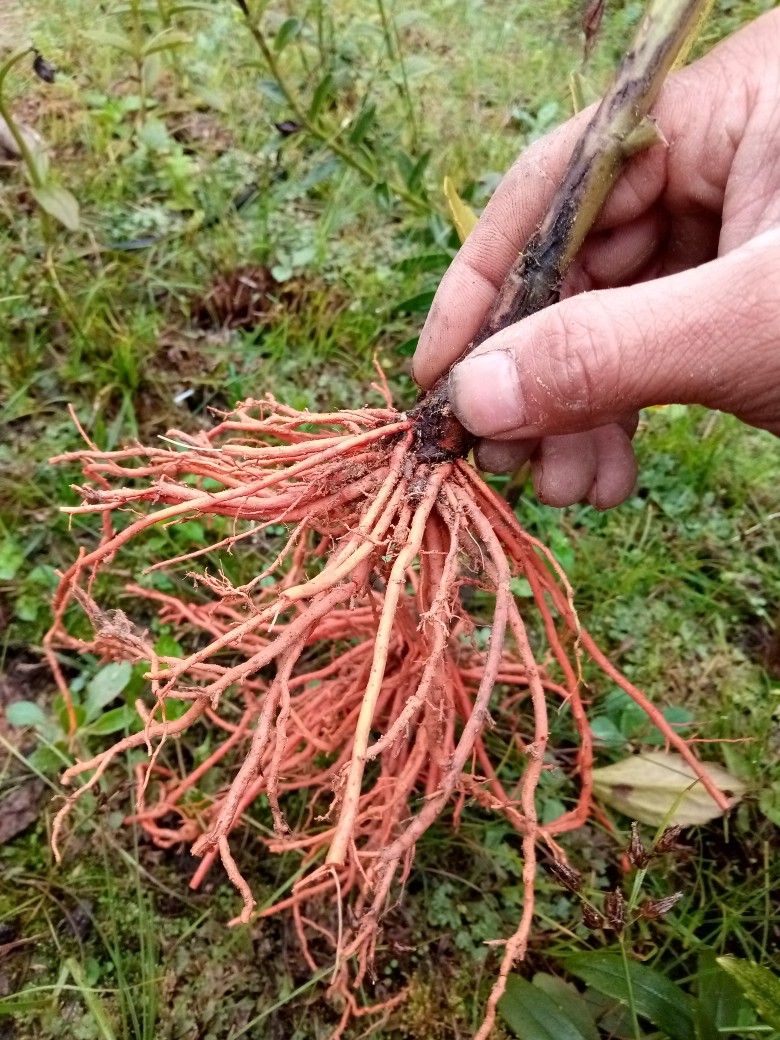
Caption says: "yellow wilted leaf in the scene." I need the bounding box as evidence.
[592,750,746,827]
[569,70,600,115]
[443,176,478,243]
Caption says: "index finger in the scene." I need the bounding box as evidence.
[411,42,734,389]
[413,109,593,389]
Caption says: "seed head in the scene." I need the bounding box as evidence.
[653,825,684,855]
[545,858,582,893]
[627,822,650,868]
[604,887,626,933]
[639,892,684,919]
[582,904,605,930]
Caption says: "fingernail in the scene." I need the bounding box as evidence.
[449,350,524,437]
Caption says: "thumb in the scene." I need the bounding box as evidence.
[448,232,780,439]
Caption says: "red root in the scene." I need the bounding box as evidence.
[46,393,729,1038]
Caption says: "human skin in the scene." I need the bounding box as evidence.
[413,9,780,509]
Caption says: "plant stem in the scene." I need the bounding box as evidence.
[475,0,711,343]
[0,48,42,187]
[618,934,643,1040]
[236,1,429,213]
[416,0,714,457]
[0,48,55,243]
[376,0,419,152]
[131,0,148,126]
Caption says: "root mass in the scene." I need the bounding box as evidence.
[46,385,727,1038]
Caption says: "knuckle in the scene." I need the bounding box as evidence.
[530,297,621,417]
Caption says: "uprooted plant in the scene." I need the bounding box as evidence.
[45,1,732,1036]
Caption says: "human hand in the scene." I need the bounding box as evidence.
[414,10,780,509]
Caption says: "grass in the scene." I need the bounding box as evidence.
[0,1,778,1037]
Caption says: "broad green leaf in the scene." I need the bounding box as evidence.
[28,139,50,183]
[298,157,340,190]
[499,974,597,1040]
[536,100,560,128]
[55,693,85,734]
[395,149,430,193]
[581,987,633,1037]
[84,662,132,722]
[589,716,625,748]
[0,537,24,580]
[142,28,192,57]
[6,701,47,729]
[349,102,376,144]
[696,950,755,1040]
[31,185,80,231]
[717,957,780,1031]
[565,953,695,1040]
[308,72,334,121]
[395,335,418,358]
[390,290,436,316]
[87,704,138,736]
[270,262,293,282]
[406,149,431,192]
[591,751,745,827]
[138,117,171,152]
[510,577,533,599]
[532,974,600,1040]
[443,175,478,243]
[258,79,285,105]
[393,251,451,275]
[154,634,183,658]
[159,699,190,722]
[394,151,414,187]
[28,745,67,775]
[274,17,301,51]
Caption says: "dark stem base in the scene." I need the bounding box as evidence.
[410,379,475,463]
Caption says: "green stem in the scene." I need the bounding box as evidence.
[376,0,419,151]
[473,0,712,345]
[131,0,147,125]
[64,958,118,1040]
[0,48,42,188]
[416,0,714,457]
[618,933,643,1040]
[237,2,429,214]
[627,865,649,913]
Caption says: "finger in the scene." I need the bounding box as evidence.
[531,432,598,508]
[474,437,538,474]
[447,233,780,439]
[480,423,638,508]
[655,211,720,276]
[413,51,741,389]
[617,412,640,439]
[571,208,668,290]
[586,425,638,510]
[413,108,594,389]
[487,410,639,442]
